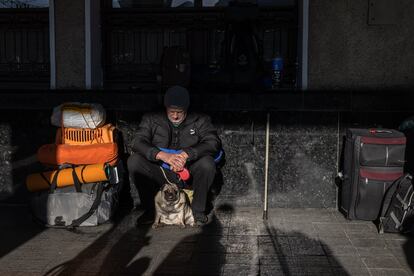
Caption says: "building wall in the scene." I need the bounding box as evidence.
[54,0,85,88]
[1,92,412,208]
[308,0,414,89]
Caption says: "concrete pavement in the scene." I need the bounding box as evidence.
[0,205,413,275]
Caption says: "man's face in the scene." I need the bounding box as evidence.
[166,107,187,125]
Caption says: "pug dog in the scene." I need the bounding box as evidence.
[152,183,195,229]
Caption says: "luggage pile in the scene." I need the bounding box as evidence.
[340,128,414,234]
[26,103,122,228]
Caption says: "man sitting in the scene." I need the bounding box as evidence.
[127,85,222,226]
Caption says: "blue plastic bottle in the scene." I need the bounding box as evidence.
[271,56,284,89]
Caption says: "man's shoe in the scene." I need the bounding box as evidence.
[193,212,208,226]
[136,210,155,227]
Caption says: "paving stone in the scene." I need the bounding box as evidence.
[285,214,337,224]
[368,268,410,276]
[313,223,348,238]
[287,235,325,256]
[226,242,258,254]
[331,266,371,276]
[391,254,414,272]
[256,223,274,236]
[200,225,229,236]
[258,236,291,255]
[322,244,358,256]
[226,235,257,243]
[194,239,226,253]
[225,253,259,265]
[230,210,260,219]
[328,255,366,267]
[222,264,259,276]
[343,222,377,231]
[145,251,187,275]
[361,256,402,269]
[328,255,371,275]
[258,254,293,266]
[318,236,352,246]
[260,255,334,275]
[228,225,259,236]
[259,265,290,276]
[185,263,223,276]
[0,258,51,273]
[346,230,383,239]
[292,255,332,267]
[150,227,201,241]
[269,222,318,238]
[212,215,231,227]
[190,253,225,265]
[344,223,380,239]
[151,265,191,275]
[351,238,387,248]
[259,241,291,256]
[389,248,407,259]
[356,246,394,257]
[156,248,194,264]
[330,210,352,223]
[318,235,358,257]
[379,232,408,240]
[384,238,410,248]
[261,224,292,236]
[295,266,336,276]
[267,214,285,225]
[256,235,274,244]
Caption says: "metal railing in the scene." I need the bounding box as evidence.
[103,8,297,90]
[0,9,49,88]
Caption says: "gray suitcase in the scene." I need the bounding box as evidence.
[341,128,406,220]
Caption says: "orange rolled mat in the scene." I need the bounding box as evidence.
[26,163,108,192]
[37,143,118,166]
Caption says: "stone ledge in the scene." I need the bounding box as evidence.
[0,89,413,112]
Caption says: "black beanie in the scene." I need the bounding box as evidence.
[164,85,190,110]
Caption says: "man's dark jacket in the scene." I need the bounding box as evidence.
[132,112,221,162]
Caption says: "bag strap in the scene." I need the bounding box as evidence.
[71,167,82,193]
[48,170,61,194]
[47,166,82,194]
[67,182,105,229]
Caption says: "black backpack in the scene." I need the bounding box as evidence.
[160,46,191,87]
[222,3,262,88]
[378,173,414,234]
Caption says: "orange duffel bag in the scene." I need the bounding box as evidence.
[26,163,109,192]
[55,124,116,145]
[37,143,118,166]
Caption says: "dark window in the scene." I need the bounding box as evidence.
[103,1,298,91]
[111,0,296,8]
[0,7,50,88]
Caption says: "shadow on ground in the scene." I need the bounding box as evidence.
[403,235,414,272]
[42,221,152,275]
[0,205,44,259]
[37,204,357,275]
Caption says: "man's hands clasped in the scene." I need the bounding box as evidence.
[156,151,189,172]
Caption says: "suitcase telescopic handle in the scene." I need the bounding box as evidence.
[369,129,393,134]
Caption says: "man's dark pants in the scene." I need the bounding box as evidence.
[127,153,216,214]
